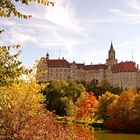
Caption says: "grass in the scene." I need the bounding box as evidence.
[55,116,104,128]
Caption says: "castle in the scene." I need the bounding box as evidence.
[37,42,140,89]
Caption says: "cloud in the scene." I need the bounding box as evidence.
[1,0,140,67]
[0,0,88,54]
[128,0,140,10]
[44,0,78,30]
[108,4,140,25]
[115,42,130,48]
[109,9,121,13]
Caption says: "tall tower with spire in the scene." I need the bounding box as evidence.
[106,41,117,67]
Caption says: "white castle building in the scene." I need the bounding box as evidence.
[37,42,140,89]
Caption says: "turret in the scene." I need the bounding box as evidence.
[106,41,117,67]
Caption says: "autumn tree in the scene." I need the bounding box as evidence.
[108,89,136,120]
[96,91,118,120]
[0,80,92,139]
[36,57,48,83]
[0,80,45,139]
[105,88,139,132]
[75,92,99,120]
[133,94,140,117]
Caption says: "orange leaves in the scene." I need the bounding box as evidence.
[75,92,99,119]
[107,88,136,119]
[105,88,140,132]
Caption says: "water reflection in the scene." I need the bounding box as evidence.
[67,124,94,140]
[68,124,140,140]
[94,130,140,140]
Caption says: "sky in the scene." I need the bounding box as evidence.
[0,0,140,68]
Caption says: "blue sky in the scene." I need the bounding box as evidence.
[0,0,140,68]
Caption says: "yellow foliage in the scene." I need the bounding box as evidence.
[0,80,45,138]
[0,80,45,115]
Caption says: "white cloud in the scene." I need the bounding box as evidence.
[115,42,130,48]
[44,0,79,30]
[1,0,140,67]
[0,0,88,55]
[108,5,140,25]
[0,25,37,46]
[109,9,121,13]
[128,0,140,10]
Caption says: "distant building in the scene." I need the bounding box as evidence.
[37,42,140,89]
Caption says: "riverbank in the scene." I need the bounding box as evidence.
[56,116,140,134]
[56,116,104,129]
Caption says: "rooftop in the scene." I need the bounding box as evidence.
[111,61,138,73]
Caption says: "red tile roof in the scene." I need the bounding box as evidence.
[46,59,138,72]
[76,64,85,69]
[111,61,138,73]
[47,59,70,68]
[85,64,108,70]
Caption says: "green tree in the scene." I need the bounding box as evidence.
[60,97,75,116]
[0,45,25,87]
[81,80,88,90]
[65,80,86,102]
[87,79,97,92]
[86,78,121,98]
[42,80,86,116]
[43,80,69,116]
[96,91,118,120]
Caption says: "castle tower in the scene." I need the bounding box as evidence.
[106,41,117,67]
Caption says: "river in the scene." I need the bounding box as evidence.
[68,124,140,140]
[94,130,140,140]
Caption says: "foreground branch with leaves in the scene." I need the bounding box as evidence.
[0,0,54,19]
[0,46,25,87]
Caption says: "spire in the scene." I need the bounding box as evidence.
[108,40,116,60]
[109,40,115,51]
[110,40,114,51]
[46,52,49,59]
